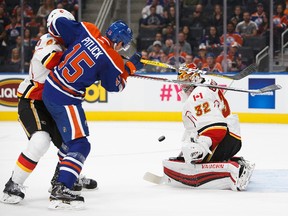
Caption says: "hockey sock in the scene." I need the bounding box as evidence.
[57,137,91,189]
[12,131,51,185]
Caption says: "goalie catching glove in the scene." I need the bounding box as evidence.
[125,52,143,75]
[182,135,212,163]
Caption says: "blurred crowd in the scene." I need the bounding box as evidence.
[0,0,80,72]
[0,0,288,73]
[137,0,288,72]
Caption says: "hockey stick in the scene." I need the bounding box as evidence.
[143,172,165,184]
[130,74,282,95]
[140,59,256,81]
[122,55,256,81]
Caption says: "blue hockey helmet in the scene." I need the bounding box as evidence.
[105,20,133,51]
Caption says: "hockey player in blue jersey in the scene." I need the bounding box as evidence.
[42,10,143,209]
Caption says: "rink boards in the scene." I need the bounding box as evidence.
[0,72,287,123]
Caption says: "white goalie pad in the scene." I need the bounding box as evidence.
[161,159,241,191]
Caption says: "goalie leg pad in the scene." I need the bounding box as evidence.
[162,159,241,190]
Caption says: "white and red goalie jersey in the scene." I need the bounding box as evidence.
[180,78,233,153]
[17,33,63,100]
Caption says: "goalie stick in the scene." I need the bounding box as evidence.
[130,74,282,94]
[143,172,165,185]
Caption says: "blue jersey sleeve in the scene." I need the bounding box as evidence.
[49,17,82,47]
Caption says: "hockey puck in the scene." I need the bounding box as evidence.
[158,135,166,142]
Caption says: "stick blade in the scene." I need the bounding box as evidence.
[259,84,282,93]
[143,172,164,185]
[230,63,257,80]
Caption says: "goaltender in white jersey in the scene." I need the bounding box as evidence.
[145,63,255,191]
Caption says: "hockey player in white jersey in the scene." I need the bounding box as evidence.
[146,63,255,191]
[1,9,97,205]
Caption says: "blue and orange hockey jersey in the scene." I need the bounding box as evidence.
[45,17,130,104]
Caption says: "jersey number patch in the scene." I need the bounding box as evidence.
[58,44,95,83]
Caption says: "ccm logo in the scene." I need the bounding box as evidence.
[0,78,23,107]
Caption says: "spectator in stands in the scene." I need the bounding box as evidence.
[193,43,207,69]
[169,32,192,55]
[167,44,187,67]
[216,42,240,71]
[184,4,207,28]
[235,11,258,39]
[273,3,288,52]
[23,28,33,63]
[162,38,174,55]
[163,6,176,27]
[230,53,246,72]
[201,52,223,73]
[229,5,243,26]
[251,3,267,29]
[0,5,10,28]
[208,4,223,32]
[140,5,165,29]
[25,15,41,38]
[162,23,175,42]
[139,49,150,72]
[0,5,9,63]
[220,22,243,47]
[148,40,164,62]
[159,52,169,72]
[201,25,221,48]
[6,47,21,71]
[12,1,34,20]
[56,2,64,9]
[184,53,194,65]
[163,0,176,12]
[37,0,55,18]
[182,0,203,8]
[181,25,194,48]
[285,0,288,16]
[142,0,164,19]
[257,12,268,36]
[5,15,21,46]
[57,0,79,18]
[147,32,163,52]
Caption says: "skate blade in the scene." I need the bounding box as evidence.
[48,200,85,210]
[0,193,23,204]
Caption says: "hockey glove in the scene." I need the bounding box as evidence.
[182,135,212,163]
[125,52,144,75]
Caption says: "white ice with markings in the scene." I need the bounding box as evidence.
[0,121,287,216]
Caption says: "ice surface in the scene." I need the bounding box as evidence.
[0,121,288,216]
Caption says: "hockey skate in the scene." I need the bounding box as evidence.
[50,165,98,193]
[49,182,85,210]
[236,158,255,191]
[73,174,98,191]
[0,178,25,204]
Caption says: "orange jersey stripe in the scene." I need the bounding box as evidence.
[68,105,84,139]
[61,161,81,173]
[49,71,85,97]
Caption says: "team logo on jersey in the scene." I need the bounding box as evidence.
[248,78,275,109]
[0,78,23,107]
